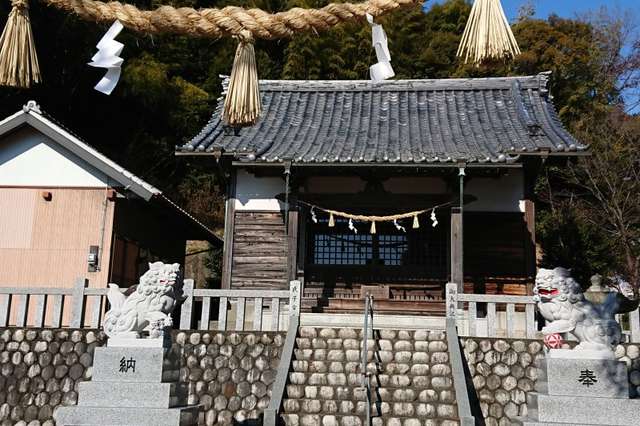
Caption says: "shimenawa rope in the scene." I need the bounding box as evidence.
[41,0,421,39]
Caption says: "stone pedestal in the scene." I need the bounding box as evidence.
[517,349,639,426]
[54,341,199,426]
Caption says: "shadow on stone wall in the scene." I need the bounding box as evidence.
[460,337,640,426]
[0,328,285,426]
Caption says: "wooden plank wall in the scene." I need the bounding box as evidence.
[0,187,115,325]
[0,187,114,287]
[231,211,288,289]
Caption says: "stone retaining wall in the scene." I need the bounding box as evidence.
[0,328,284,426]
[460,337,640,426]
[0,328,106,426]
[176,330,284,425]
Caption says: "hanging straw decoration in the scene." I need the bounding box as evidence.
[370,221,376,234]
[300,200,453,229]
[456,0,520,65]
[0,0,41,88]
[223,30,261,127]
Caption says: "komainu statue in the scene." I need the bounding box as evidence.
[103,262,182,339]
[534,267,627,352]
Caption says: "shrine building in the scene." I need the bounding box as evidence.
[177,72,586,315]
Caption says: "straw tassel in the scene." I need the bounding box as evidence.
[413,214,419,229]
[223,30,262,127]
[457,0,520,65]
[0,0,41,88]
[370,221,376,234]
[328,213,335,227]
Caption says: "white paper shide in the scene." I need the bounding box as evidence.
[367,14,395,82]
[88,20,125,95]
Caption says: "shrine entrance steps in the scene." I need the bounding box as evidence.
[279,327,461,426]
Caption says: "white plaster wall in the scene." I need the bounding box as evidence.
[0,127,109,187]
[234,169,284,211]
[233,169,524,212]
[465,169,524,212]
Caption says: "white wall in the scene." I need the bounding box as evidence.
[233,168,525,213]
[234,169,284,211]
[465,169,524,212]
[0,127,110,187]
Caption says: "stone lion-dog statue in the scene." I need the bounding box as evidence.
[103,262,182,339]
[533,267,637,352]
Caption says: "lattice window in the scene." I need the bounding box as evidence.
[308,217,447,275]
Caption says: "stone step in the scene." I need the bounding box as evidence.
[53,405,199,426]
[287,372,455,389]
[286,385,456,403]
[293,349,449,364]
[291,360,452,375]
[77,381,188,408]
[294,339,448,353]
[282,397,458,417]
[281,413,460,426]
[297,328,447,343]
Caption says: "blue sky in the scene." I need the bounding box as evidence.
[497,0,638,22]
[427,0,640,112]
[426,0,639,21]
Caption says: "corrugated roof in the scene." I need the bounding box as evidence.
[178,73,586,164]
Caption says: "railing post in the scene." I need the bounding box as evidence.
[446,282,458,319]
[631,308,640,343]
[179,279,194,330]
[70,278,88,328]
[360,294,373,426]
[289,280,301,318]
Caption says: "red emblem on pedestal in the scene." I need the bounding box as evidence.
[544,333,563,349]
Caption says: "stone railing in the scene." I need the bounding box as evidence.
[0,279,301,333]
[618,308,640,343]
[0,279,123,329]
[446,283,538,339]
[179,280,301,332]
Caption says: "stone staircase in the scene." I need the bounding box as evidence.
[280,327,460,426]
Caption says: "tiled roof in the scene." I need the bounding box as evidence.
[178,73,586,164]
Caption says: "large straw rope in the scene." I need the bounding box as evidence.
[42,0,421,39]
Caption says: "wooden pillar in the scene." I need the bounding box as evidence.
[287,208,299,282]
[450,207,463,293]
[523,199,536,295]
[221,170,237,289]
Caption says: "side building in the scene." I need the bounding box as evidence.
[0,101,221,290]
[177,74,586,315]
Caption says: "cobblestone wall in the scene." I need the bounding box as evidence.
[0,328,284,426]
[0,328,107,426]
[460,338,640,426]
[176,330,284,425]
